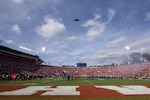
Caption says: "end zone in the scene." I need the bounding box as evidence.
[0,85,150,98]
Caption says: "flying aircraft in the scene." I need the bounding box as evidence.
[73,18,80,21]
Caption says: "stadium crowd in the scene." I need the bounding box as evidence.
[0,45,150,80]
[35,63,150,79]
[1,58,150,80]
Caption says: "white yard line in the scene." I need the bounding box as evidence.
[23,83,37,85]
[85,80,95,85]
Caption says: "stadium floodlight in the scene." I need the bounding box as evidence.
[19,45,37,54]
[42,47,46,52]
[19,45,23,48]
[125,46,130,64]
[125,46,130,50]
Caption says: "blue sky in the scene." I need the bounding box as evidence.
[0,0,150,66]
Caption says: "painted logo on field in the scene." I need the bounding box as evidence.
[96,85,150,95]
[0,85,150,96]
[0,86,80,95]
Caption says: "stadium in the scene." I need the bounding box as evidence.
[1,0,150,100]
[0,45,150,100]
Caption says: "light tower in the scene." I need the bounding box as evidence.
[125,46,130,64]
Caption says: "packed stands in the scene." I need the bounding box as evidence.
[0,45,150,80]
[0,45,42,80]
[33,63,150,79]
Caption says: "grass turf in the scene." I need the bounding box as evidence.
[0,78,150,100]
[0,78,150,86]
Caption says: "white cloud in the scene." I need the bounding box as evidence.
[12,0,24,3]
[5,40,15,44]
[36,16,66,40]
[27,16,31,20]
[145,12,150,21]
[81,49,126,65]
[82,8,116,41]
[81,53,109,65]
[70,49,84,56]
[83,14,101,27]
[11,24,21,34]
[82,14,106,41]
[147,0,150,3]
[129,38,150,50]
[67,36,77,41]
[106,36,127,48]
[108,8,116,21]
[59,45,68,49]
[96,8,101,12]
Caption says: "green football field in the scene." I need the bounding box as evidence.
[0,78,150,100]
[0,78,150,86]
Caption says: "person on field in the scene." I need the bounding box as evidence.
[67,75,70,80]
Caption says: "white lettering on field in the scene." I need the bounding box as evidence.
[0,86,80,96]
[42,86,80,95]
[96,85,150,95]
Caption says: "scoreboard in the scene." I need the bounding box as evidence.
[77,63,87,67]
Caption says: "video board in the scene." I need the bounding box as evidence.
[77,63,87,67]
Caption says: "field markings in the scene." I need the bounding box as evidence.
[41,80,50,83]
[0,86,80,96]
[84,80,95,85]
[0,85,150,98]
[95,85,150,95]
[23,83,37,85]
